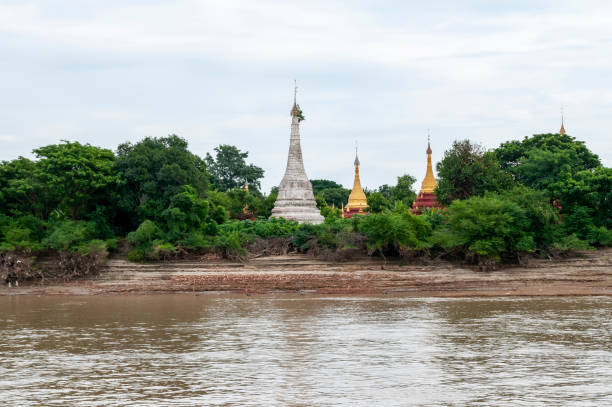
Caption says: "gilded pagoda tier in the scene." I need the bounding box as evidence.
[419,143,437,194]
[346,166,367,210]
[411,140,440,214]
[343,151,370,219]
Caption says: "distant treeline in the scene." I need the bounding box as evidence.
[1,132,610,281]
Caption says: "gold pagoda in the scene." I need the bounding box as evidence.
[411,136,441,214]
[343,148,369,218]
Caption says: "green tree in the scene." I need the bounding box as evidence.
[114,135,208,231]
[161,186,210,240]
[432,195,535,262]
[310,179,344,196]
[495,133,609,242]
[488,186,561,249]
[357,211,431,256]
[224,188,258,220]
[436,140,513,205]
[366,192,390,213]
[32,141,119,221]
[495,133,600,175]
[552,167,612,241]
[0,157,41,217]
[390,174,417,205]
[252,188,278,219]
[0,143,118,222]
[205,145,264,191]
[318,187,350,208]
[377,184,394,200]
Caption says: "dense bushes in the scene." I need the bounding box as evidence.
[0,217,115,281]
[357,211,431,256]
[432,196,535,263]
[1,130,611,281]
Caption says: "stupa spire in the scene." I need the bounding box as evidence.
[420,130,437,194]
[290,80,300,117]
[411,131,442,214]
[559,108,566,136]
[346,141,367,211]
[270,83,323,224]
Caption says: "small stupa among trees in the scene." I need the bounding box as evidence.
[342,146,369,218]
[411,135,442,214]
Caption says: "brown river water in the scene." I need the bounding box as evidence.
[0,295,610,406]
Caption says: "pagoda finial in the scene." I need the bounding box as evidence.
[559,107,566,136]
[291,80,300,117]
[426,129,432,154]
[354,140,360,166]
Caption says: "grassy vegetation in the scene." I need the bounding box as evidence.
[1,131,611,282]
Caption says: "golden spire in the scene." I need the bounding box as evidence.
[346,142,368,210]
[419,130,437,194]
[559,108,566,136]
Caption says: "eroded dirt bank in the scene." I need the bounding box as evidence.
[2,249,612,297]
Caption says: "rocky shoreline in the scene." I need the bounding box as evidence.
[2,249,611,297]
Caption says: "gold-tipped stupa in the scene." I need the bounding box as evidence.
[411,132,441,214]
[419,138,437,194]
[343,145,369,218]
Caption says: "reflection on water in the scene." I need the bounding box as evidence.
[0,295,610,406]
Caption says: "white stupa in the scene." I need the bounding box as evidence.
[270,84,324,224]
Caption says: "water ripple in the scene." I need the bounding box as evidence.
[0,295,610,406]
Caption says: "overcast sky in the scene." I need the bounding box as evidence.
[1,0,611,193]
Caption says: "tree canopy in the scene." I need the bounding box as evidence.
[494,133,610,239]
[310,179,345,196]
[0,141,118,223]
[435,140,513,205]
[1,130,611,279]
[495,133,600,174]
[114,135,208,230]
[205,145,264,192]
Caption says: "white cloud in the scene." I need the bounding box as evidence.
[0,0,611,192]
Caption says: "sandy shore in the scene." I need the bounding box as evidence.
[2,249,611,297]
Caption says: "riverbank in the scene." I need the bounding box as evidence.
[2,248,611,297]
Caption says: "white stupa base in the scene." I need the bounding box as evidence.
[271,204,324,224]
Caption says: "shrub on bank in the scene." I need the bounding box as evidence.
[356,211,431,257]
[431,196,536,263]
[0,218,116,282]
